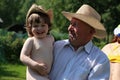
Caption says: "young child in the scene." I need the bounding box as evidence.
[20,4,54,80]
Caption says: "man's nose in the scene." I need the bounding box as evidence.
[68,25,74,31]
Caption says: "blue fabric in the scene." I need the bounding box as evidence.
[49,40,110,80]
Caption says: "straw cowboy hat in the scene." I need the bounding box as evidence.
[26,4,53,22]
[62,4,107,39]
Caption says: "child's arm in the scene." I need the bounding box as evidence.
[20,37,48,76]
[20,38,36,67]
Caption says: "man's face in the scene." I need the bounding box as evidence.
[68,18,95,47]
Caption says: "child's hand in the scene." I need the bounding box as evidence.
[34,62,48,76]
[37,63,48,76]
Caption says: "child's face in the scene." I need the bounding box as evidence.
[31,18,49,39]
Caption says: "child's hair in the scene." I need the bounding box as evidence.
[26,12,52,37]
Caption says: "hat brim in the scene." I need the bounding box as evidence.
[62,11,107,39]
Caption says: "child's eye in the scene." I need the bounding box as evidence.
[41,24,47,27]
[41,24,46,27]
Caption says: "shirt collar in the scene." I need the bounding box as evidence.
[84,40,93,54]
[63,40,93,54]
[63,39,70,46]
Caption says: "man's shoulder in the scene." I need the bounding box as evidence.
[54,39,69,48]
[55,39,68,43]
[92,45,109,61]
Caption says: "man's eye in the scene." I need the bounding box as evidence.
[70,23,77,27]
[70,21,77,26]
[70,22,73,25]
[74,23,77,26]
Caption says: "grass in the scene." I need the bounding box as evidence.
[0,63,26,80]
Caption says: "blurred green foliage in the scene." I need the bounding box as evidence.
[0,29,26,63]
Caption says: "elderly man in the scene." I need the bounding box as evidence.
[49,4,110,80]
